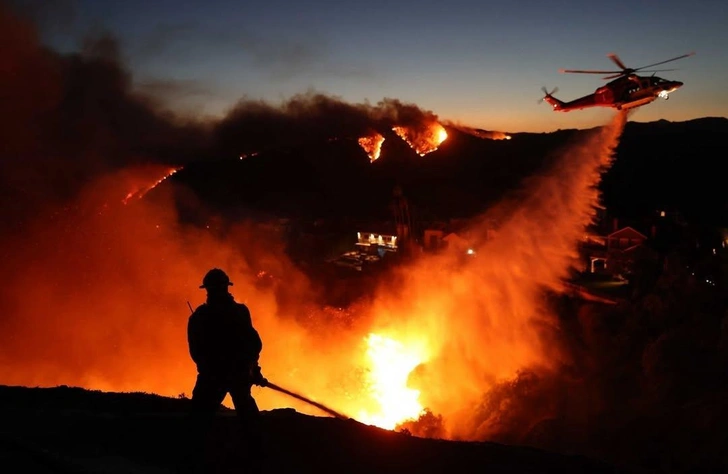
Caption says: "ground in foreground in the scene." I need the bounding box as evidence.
[0,385,627,473]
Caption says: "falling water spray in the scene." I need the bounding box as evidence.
[359,111,631,439]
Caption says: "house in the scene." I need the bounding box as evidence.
[355,231,398,256]
[580,226,652,276]
[607,226,648,251]
[442,232,472,254]
[605,227,651,277]
[580,232,608,273]
[423,229,445,251]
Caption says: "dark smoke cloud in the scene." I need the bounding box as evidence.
[0,5,209,228]
[134,78,212,102]
[216,93,441,156]
[1,2,441,219]
[5,0,78,36]
[0,4,365,418]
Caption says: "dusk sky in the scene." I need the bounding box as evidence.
[19,0,728,132]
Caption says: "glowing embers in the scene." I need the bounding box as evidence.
[358,133,385,162]
[358,333,427,430]
[393,122,448,156]
[122,166,181,204]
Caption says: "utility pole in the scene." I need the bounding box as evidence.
[391,185,413,257]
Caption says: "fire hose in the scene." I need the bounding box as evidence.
[261,381,348,420]
[187,301,347,420]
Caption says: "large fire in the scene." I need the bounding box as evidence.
[1,1,644,447]
[359,122,447,163]
[0,109,628,441]
[393,122,448,156]
[358,133,385,162]
[357,333,427,429]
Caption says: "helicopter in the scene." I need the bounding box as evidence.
[540,52,694,112]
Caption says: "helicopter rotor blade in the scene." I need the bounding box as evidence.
[638,68,679,73]
[560,52,693,81]
[560,69,622,74]
[633,52,695,71]
[600,68,679,80]
[607,53,627,70]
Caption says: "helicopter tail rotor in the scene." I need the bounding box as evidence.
[538,86,559,104]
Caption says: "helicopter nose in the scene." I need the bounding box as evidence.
[669,81,683,92]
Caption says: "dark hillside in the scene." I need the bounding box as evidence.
[0,385,624,474]
[170,118,728,228]
[603,117,728,224]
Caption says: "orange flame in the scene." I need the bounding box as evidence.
[356,333,427,429]
[358,133,385,162]
[122,166,182,204]
[0,113,629,444]
[492,132,512,140]
[393,122,447,156]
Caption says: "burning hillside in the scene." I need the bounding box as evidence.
[392,122,448,156]
[122,166,182,204]
[215,94,450,163]
[356,121,448,162]
[0,2,625,432]
[3,5,728,473]
[0,109,628,446]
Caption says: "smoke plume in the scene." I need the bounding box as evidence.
[216,94,442,158]
[0,5,208,232]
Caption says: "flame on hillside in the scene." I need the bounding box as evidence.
[0,111,628,441]
[122,166,182,204]
[491,132,512,140]
[393,122,448,156]
[357,333,427,429]
[447,124,512,141]
[4,2,658,452]
[358,133,385,162]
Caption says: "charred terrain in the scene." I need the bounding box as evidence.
[2,4,728,474]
